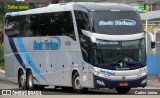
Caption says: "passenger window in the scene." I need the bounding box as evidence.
[61,12,76,40]
[5,11,76,40]
[5,16,25,37]
[29,11,76,40]
[74,11,90,33]
[23,16,34,36]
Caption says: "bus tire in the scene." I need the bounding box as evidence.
[116,88,130,94]
[27,71,35,90]
[72,72,88,93]
[18,70,27,90]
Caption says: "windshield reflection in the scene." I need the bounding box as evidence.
[94,39,146,70]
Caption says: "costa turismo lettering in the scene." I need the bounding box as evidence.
[33,37,61,50]
[99,19,136,26]
[100,70,116,75]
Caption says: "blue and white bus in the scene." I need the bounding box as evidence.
[4,2,155,94]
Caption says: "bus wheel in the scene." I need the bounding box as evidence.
[72,72,88,93]
[27,71,35,90]
[116,88,130,94]
[19,70,27,89]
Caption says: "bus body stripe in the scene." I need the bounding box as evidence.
[8,37,40,83]
[9,38,26,69]
[16,37,48,83]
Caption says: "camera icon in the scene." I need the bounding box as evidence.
[2,90,11,95]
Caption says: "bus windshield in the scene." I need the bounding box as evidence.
[95,39,146,70]
[90,11,143,35]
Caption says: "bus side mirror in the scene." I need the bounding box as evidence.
[145,31,155,49]
[151,42,155,49]
[82,30,96,43]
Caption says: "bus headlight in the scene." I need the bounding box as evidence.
[92,67,110,78]
[93,71,104,78]
[93,70,109,78]
[138,72,147,77]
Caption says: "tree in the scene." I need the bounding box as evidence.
[0,2,8,29]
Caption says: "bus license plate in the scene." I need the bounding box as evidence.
[119,82,128,86]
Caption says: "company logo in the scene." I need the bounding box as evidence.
[33,37,61,50]
[122,76,126,80]
[100,70,116,76]
[99,19,136,26]
[99,21,114,26]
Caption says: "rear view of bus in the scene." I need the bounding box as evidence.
[74,3,147,94]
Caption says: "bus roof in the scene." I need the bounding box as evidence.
[6,2,136,17]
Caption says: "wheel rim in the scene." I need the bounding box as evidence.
[20,73,25,86]
[74,76,81,89]
[28,73,33,87]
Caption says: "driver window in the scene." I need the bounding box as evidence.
[75,11,91,63]
[74,11,90,34]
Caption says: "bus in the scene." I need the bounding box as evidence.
[4,2,155,94]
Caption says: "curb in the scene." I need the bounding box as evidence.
[0,70,5,74]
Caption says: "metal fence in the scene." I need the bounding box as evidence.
[147,54,160,76]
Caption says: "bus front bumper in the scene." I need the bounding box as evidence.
[93,74,147,89]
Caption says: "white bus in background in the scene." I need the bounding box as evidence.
[4,2,155,94]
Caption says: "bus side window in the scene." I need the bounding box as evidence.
[29,14,43,36]
[74,11,90,34]
[29,15,36,36]
[75,11,90,63]
[51,12,63,36]
[5,16,22,37]
[23,16,33,37]
[28,11,76,40]
[61,11,76,41]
